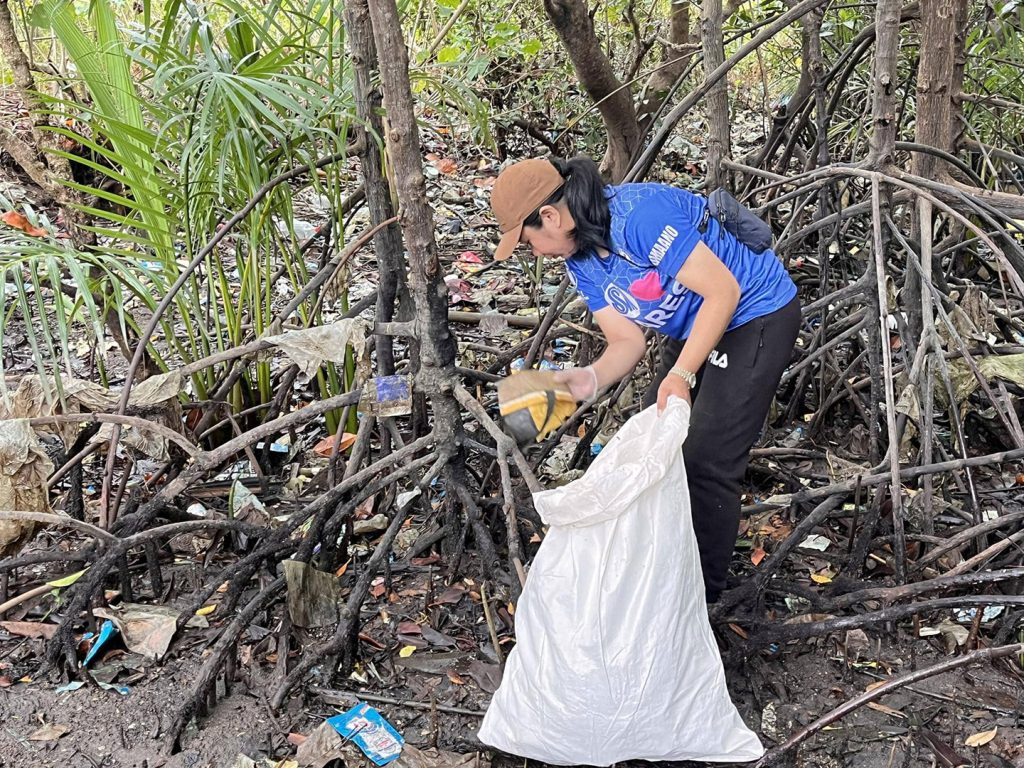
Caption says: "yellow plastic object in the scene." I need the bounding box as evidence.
[497,370,576,443]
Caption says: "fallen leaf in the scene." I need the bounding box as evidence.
[398,645,417,658]
[965,727,997,748]
[195,605,216,617]
[728,623,749,639]
[431,585,466,606]
[811,570,834,584]
[397,621,421,635]
[1,211,47,237]
[287,733,307,747]
[750,547,766,566]
[432,157,457,175]
[0,676,12,687]
[47,569,87,588]
[447,669,466,685]
[0,621,57,639]
[28,723,68,741]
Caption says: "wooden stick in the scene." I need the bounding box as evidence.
[871,178,906,582]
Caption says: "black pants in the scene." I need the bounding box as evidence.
[643,296,801,602]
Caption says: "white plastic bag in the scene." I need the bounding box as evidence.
[478,398,763,765]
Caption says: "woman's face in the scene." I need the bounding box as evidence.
[520,204,576,260]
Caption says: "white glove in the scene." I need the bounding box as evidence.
[553,366,599,402]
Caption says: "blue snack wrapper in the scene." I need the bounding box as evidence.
[327,702,404,765]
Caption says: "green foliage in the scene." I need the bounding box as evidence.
[2,0,358,416]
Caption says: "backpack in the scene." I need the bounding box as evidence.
[699,187,774,254]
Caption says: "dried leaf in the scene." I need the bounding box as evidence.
[750,547,766,566]
[431,157,458,175]
[727,623,749,639]
[0,621,57,639]
[195,605,216,617]
[1,211,47,237]
[28,723,68,741]
[398,645,417,658]
[0,419,54,557]
[432,585,466,606]
[964,727,997,748]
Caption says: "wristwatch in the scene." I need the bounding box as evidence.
[668,366,697,389]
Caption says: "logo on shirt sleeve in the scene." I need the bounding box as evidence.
[647,225,679,267]
[604,284,641,318]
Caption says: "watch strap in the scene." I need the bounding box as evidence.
[668,366,697,388]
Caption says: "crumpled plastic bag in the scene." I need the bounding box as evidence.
[478,398,763,765]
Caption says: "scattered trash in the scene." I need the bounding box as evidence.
[186,502,209,518]
[326,702,404,766]
[263,319,368,378]
[55,681,85,693]
[82,620,117,666]
[455,251,484,273]
[313,432,358,457]
[954,606,1004,623]
[798,534,831,552]
[283,560,340,628]
[92,603,208,660]
[396,488,421,507]
[354,514,389,535]
[360,375,413,418]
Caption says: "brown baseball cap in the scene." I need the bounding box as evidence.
[490,158,565,261]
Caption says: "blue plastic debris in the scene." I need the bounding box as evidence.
[56,681,85,693]
[82,620,117,667]
[360,376,413,418]
[326,702,404,765]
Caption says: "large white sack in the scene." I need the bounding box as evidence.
[478,398,763,765]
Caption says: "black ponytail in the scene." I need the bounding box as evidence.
[522,155,612,257]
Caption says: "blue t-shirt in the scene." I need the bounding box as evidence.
[565,183,797,340]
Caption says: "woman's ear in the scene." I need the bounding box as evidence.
[538,204,562,229]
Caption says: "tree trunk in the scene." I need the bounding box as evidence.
[912,0,968,180]
[638,0,692,136]
[364,0,461,440]
[867,0,903,167]
[907,0,968,344]
[343,0,412,377]
[543,0,640,181]
[701,0,731,190]
[0,0,77,197]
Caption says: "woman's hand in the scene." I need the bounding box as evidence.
[553,366,599,401]
[657,373,691,412]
